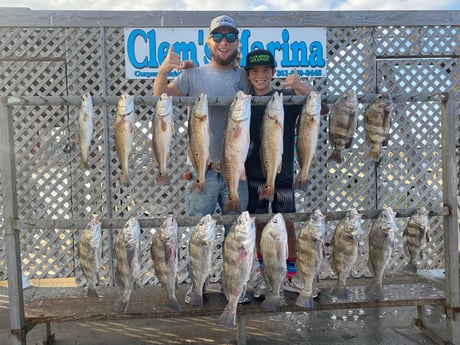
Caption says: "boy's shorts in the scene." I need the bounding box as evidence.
[247,179,296,214]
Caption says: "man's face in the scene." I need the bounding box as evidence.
[207,29,239,67]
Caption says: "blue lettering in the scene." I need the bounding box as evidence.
[290,41,309,67]
[280,29,290,67]
[309,41,326,68]
[174,42,199,66]
[127,29,149,68]
[158,42,170,64]
[147,30,158,68]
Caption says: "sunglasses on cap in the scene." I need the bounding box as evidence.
[211,32,237,43]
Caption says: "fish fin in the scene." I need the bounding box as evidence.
[258,185,274,202]
[404,262,417,274]
[156,173,171,186]
[216,305,237,328]
[261,295,281,312]
[190,293,204,307]
[332,285,348,300]
[326,149,342,164]
[168,296,181,312]
[295,293,314,308]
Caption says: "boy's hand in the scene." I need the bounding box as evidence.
[283,68,312,95]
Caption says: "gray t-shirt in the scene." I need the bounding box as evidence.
[174,64,249,162]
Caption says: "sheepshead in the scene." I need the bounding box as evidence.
[78,217,102,298]
[217,211,256,328]
[259,91,284,202]
[296,209,326,308]
[222,91,252,213]
[113,218,141,313]
[364,92,393,162]
[327,89,358,164]
[152,93,174,185]
[188,214,217,307]
[367,207,397,299]
[403,207,430,274]
[188,93,210,193]
[151,216,180,311]
[114,93,136,185]
[260,213,288,312]
[331,208,364,299]
[294,91,322,189]
[78,92,94,169]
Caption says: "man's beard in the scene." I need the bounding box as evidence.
[211,49,238,66]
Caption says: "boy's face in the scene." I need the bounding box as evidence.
[247,66,275,95]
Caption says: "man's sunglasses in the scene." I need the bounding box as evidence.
[211,32,237,43]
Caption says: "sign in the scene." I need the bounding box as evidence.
[124,27,327,79]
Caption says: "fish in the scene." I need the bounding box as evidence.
[187,93,210,193]
[403,207,430,274]
[217,211,256,328]
[367,207,398,300]
[113,218,141,313]
[363,92,393,162]
[114,93,136,185]
[295,209,326,308]
[78,217,102,298]
[221,91,252,213]
[152,93,174,185]
[259,213,288,312]
[188,214,218,307]
[294,90,322,189]
[151,216,181,311]
[78,92,94,169]
[327,89,358,164]
[330,208,364,299]
[259,91,284,202]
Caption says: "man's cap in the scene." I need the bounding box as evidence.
[245,49,276,70]
[209,15,239,35]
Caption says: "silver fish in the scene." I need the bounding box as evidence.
[188,214,217,307]
[367,207,397,299]
[260,213,288,312]
[78,92,94,169]
[151,216,181,311]
[403,207,430,274]
[294,91,322,189]
[364,92,393,162]
[188,93,210,193]
[259,91,284,202]
[113,218,141,313]
[222,91,252,213]
[78,217,102,298]
[152,93,174,185]
[114,93,136,185]
[296,209,326,308]
[217,211,256,328]
[331,208,364,299]
[327,89,358,164]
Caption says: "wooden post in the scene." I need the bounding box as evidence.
[0,99,26,345]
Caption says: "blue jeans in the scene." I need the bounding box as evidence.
[185,169,248,236]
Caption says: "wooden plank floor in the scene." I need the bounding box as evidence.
[23,272,446,327]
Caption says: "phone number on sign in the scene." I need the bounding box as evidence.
[276,69,323,77]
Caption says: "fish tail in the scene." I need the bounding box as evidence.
[295,293,315,309]
[87,287,100,298]
[216,305,237,328]
[261,295,281,312]
[258,185,274,202]
[326,149,342,164]
[190,179,206,193]
[367,147,381,162]
[113,297,129,313]
[190,292,204,307]
[155,173,171,186]
[403,261,417,274]
[293,176,308,191]
[224,196,240,214]
[332,285,348,300]
[80,158,89,169]
[119,172,130,186]
[366,281,383,301]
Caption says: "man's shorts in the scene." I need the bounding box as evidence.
[247,179,296,214]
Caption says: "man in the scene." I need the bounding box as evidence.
[244,49,329,297]
[153,14,250,303]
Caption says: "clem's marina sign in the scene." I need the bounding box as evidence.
[124,27,327,79]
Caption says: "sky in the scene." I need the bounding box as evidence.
[1,0,459,11]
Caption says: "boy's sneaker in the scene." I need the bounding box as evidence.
[282,276,304,293]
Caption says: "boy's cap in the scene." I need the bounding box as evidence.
[245,49,276,70]
[209,15,239,34]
